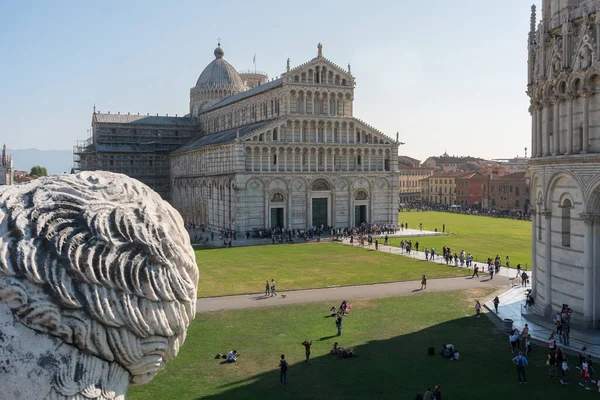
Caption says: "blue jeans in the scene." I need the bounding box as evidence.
[271,287,276,296]
[337,324,342,336]
[280,370,287,385]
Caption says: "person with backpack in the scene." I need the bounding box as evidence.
[335,313,343,336]
[279,354,288,386]
[513,351,528,384]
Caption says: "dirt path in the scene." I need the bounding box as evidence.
[195,274,510,313]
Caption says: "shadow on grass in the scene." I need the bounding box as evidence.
[189,316,573,400]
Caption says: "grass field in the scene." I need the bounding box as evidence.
[128,289,580,400]
[195,243,467,297]
[393,212,532,268]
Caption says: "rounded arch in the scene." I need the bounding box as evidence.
[268,178,288,191]
[310,177,332,191]
[545,170,584,208]
[354,189,369,200]
[558,192,575,208]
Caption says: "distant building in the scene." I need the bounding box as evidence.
[455,172,487,209]
[420,171,469,205]
[492,156,529,173]
[0,144,14,185]
[422,152,484,171]
[13,170,29,180]
[397,156,433,204]
[484,171,529,212]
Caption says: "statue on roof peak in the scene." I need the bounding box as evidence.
[317,43,323,58]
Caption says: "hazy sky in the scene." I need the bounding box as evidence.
[0,0,541,161]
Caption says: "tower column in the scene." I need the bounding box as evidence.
[537,106,543,157]
[566,95,573,154]
[582,93,590,153]
[543,210,552,316]
[582,213,596,326]
[531,209,538,297]
[552,101,559,155]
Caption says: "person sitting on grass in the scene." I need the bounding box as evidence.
[330,306,336,317]
[340,300,347,315]
[441,344,454,359]
[226,350,238,363]
[330,342,339,355]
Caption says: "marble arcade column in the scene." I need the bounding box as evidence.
[582,93,590,154]
[545,104,552,156]
[582,213,596,326]
[543,211,552,316]
[531,209,538,297]
[537,108,543,157]
[531,110,537,157]
[566,96,574,155]
[552,102,559,155]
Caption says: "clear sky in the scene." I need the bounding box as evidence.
[0,0,541,162]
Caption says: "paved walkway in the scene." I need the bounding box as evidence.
[196,275,511,313]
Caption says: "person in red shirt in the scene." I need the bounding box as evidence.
[302,340,312,365]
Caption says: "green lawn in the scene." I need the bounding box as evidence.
[393,212,532,268]
[195,243,467,297]
[129,289,578,400]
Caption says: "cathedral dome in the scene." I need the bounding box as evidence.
[195,44,246,91]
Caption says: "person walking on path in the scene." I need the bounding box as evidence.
[302,341,312,366]
[579,360,592,390]
[265,280,270,297]
[516,264,522,278]
[279,354,288,386]
[419,223,423,231]
[375,239,379,251]
[271,279,276,296]
[421,275,427,290]
[475,300,481,318]
[521,271,528,287]
[513,351,528,384]
[335,314,343,336]
[505,256,510,268]
[425,248,430,260]
[384,234,388,246]
[472,264,479,278]
[493,296,500,313]
[415,241,419,252]
[489,265,494,280]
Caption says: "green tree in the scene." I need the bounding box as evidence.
[30,165,48,176]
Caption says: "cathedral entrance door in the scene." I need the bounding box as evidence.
[312,198,328,229]
[355,205,367,225]
[270,207,284,229]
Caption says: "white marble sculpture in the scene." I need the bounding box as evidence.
[0,171,198,399]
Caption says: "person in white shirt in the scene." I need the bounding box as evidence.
[227,350,238,363]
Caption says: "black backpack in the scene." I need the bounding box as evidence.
[281,360,288,371]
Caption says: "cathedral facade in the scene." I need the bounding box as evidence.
[527,0,600,328]
[171,43,400,233]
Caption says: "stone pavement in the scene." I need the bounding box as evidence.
[483,287,600,359]
[196,275,511,313]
